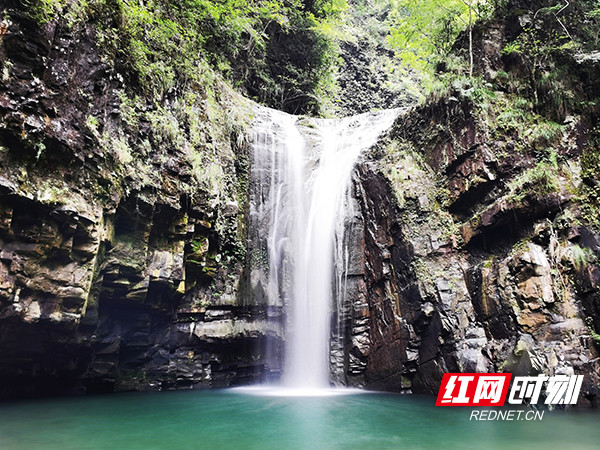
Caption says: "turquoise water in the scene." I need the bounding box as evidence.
[0,388,598,449]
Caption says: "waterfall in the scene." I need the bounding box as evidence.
[249,106,400,391]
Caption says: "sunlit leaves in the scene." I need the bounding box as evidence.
[388,0,469,71]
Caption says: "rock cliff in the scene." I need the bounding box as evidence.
[0,3,282,398]
[0,0,599,406]
[334,17,600,403]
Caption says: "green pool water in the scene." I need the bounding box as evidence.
[0,388,598,449]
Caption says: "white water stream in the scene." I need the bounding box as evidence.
[249,107,400,391]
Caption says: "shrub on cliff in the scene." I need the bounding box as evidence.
[20,0,346,115]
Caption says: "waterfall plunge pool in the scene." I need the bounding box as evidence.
[1,389,599,449]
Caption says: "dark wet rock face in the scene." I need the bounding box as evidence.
[336,40,410,116]
[333,88,600,407]
[0,187,283,398]
[0,5,282,398]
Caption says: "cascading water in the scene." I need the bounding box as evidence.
[248,106,400,391]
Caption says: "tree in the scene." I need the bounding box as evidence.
[388,0,490,80]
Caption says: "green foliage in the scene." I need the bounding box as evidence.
[117,91,140,130]
[85,115,100,135]
[484,89,567,155]
[501,40,521,55]
[111,134,133,164]
[186,237,210,265]
[572,0,600,50]
[507,159,560,204]
[585,317,600,343]
[388,0,466,59]
[571,244,595,270]
[22,0,104,27]
[20,0,63,24]
[427,74,497,111]
[493,1,600,121]
[22,0,346,114]
[191,238,209,255]
[395,0,599,121]
[246,6,344,114]
[528,120,566,147]
[536,68,576,121]
[496,104,529,133]
[580,126,600,230]
[387,0,493,88]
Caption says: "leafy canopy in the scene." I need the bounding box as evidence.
[387,0,493,86]
[23,0,347,115]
